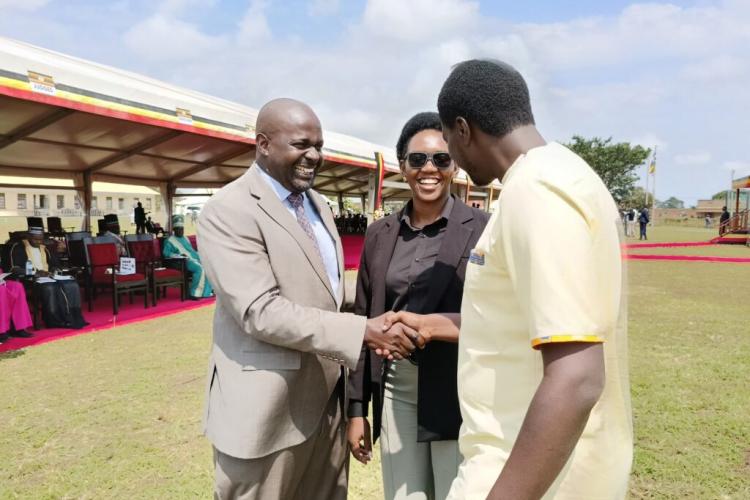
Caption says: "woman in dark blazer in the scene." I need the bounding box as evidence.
[347,112,489,500]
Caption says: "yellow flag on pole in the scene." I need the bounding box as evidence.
[648,161,656,174]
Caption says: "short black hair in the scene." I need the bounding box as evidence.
[396,111,443,160]
[438,59,535,137]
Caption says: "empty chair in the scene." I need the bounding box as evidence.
[85,242,149,315]
[127,239,185,305]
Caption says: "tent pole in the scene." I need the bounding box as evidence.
[82,171,92,232]
[166,181,176,233]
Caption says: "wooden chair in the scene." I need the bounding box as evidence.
[127,239,185,305]
[85,242,148,315]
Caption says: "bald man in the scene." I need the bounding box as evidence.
[198,98,420,499]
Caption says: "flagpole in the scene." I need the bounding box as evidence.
[644,158,650,206]
[650,146,657,219]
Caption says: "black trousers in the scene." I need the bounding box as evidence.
[36,280,87,329]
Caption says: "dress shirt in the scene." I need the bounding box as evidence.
[257,165,340,294]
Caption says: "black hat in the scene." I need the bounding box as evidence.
[103,214,119,226]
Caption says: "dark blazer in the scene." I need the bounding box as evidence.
[9,240,60,271]
[348,195,489,442]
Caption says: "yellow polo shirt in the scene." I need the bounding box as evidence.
[448,143,632,499]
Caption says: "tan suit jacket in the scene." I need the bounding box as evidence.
[198,165,366,460]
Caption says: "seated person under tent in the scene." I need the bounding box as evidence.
[163,215,213,299]
[8,228,88,329]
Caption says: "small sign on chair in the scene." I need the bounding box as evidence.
[119,257,136,275]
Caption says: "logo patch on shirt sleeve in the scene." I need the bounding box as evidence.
[469,248,485,266]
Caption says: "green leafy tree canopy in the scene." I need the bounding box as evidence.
[565,136,651,204]
[657,196,685,209]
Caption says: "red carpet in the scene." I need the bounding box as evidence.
[625,254,750,263]
[341,235,365,270]
[0,288,214,353]
[625,241,714,249]
[710,235,748,245]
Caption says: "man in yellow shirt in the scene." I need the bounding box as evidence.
[388,59,632,499]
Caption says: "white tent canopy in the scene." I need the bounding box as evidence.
[0,36,498,229]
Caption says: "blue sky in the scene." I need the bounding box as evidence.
[1,0,748,205]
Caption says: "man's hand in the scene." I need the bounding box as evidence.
[364,314,421,360]
[383,311,431,343]
[382,311,462,344]
[347,417,372,464]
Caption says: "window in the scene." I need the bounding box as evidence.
[74,196,81,210]
[0,193,5,209]
[34,194,48,209]
[57,194,65,209]
[91,196,98,209]
[118,198,124,210]
[155,196,161,211]
[146,198,152,210]
[106,197,113,210]
[18,193,27,209]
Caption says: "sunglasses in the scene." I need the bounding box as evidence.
[405,151,453,170]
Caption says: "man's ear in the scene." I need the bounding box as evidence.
[399,160,407,179]
[256,132,270,157]
[456,117,471,146]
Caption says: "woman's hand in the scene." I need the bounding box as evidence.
[382,311,462,344]
[347,417,372,464]
[384,311,432,344]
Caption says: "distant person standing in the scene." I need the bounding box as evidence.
[719,206,730,234]
[638,207,650,240]
[134,202,147,235]
[627,209,636,237]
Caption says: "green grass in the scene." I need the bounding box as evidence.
[1,226,749,498]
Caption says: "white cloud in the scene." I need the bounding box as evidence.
[237,0,272,44]
[674,152,712,166]
[723,161,750,175]
[124,14,226,62]
[0,0,50,11]
[362,0,479,42]
[308,0,340,17]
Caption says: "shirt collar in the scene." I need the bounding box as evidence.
[256,163,303,203]
[400,195,454,230]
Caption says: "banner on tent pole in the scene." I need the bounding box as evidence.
[373,151,385,211]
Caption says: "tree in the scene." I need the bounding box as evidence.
[657,197,685,209]
[623,187,651,209]
[565,136,651,204]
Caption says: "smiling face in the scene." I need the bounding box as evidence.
[256,102,324,194]
[401,129,457,204]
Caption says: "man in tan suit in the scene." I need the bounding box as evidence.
[198,98,419,499]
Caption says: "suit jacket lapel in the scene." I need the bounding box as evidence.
[248,166,336,303]
[421,199,474,312]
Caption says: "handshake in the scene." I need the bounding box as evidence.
[362,311,436,360]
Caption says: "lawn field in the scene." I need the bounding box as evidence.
[1,226,748,499]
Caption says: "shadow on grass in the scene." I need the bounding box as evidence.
[0,349,26,361]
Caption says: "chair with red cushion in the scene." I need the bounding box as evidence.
[127,239,185,305]
[85,242,149,315]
